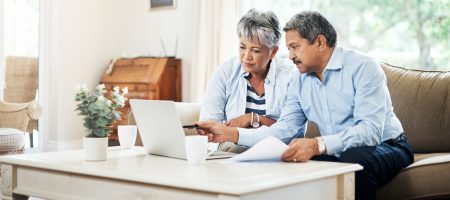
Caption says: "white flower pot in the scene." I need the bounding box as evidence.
[83,137,108,161]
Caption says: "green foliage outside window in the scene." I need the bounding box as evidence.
[243,0,450,71]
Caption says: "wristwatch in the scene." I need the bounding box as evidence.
[251,112,260,128]
[316,137,326,155]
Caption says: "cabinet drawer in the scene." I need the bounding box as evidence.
[104,83,149,91]
[126,91,158,99]
[126,91,148,99]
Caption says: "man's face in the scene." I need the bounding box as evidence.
[285,30,320,74]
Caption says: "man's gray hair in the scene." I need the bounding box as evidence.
[237,9,281,48]
[283,11,337,47]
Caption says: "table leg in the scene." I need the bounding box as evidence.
[1,165,28,200]
[1,164,13,200]
[338,172,355,200]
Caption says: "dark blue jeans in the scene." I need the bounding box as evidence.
[312,134,414,200]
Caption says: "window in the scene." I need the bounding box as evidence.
[4,0,39,57]
[1,0,40,149]
[241,0,450,71]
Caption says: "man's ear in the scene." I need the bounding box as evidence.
[270,46,279,59]
[316,35,327,51]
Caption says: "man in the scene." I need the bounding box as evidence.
[197,11,413,200]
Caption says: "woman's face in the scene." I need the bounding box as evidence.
[239,37,278,75]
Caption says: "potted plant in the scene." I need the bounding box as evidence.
[75,84,128,161]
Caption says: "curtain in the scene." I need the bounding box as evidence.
[191,0,240,102]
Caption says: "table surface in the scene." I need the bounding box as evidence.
[0,147,362,195]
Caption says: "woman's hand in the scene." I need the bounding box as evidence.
[225,113,252,128]
[226,114,277,128]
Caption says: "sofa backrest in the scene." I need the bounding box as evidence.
[381,63,450,153]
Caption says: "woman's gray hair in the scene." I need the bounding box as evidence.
[283,11,337,47]
[237,9,281,48]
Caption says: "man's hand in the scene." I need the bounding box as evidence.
[225,114,252,128]
[196,121,239,143]
[281,138,319,162]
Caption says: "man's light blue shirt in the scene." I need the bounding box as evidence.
[200,56,297,123]
[238,47,404,157]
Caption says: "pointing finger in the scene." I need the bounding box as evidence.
[196,120,218,129]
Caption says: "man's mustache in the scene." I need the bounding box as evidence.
[293,60,302,65]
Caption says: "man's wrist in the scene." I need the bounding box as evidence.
[316,137,327,155]
[227,127,239,143]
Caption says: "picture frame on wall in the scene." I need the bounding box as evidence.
[150,0,176,10]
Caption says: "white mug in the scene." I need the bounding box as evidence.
[118,125,137,149]
[185,135,211,165]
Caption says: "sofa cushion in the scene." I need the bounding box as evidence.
[0,128,25,155]
[381,63,450,153]
[377,156,450,200]
[377,153,450,200]
[407,153,450,169]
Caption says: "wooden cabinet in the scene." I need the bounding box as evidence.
[100,57,181,142]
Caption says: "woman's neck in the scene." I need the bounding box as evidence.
[249,62,270,81]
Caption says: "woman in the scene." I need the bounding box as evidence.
[200,9,295,152]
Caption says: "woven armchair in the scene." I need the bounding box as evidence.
[4,56,39,146]
[0,101,42,155]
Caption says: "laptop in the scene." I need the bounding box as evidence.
[129,99,236,160]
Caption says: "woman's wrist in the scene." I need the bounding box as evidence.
[250,112,260,128]
[259,115,276,126]
[248,113,253,126]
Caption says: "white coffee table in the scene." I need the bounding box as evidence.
[0,147,362,200]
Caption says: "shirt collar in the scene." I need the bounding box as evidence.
[239,65,249,77]
[324,46,343,70]
[266,59,276,84]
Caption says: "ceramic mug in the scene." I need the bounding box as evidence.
[185,135,212,165]
[118,125,137,149]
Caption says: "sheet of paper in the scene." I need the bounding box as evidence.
[229,136,288,162]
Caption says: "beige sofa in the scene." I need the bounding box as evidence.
[375,63,450,200]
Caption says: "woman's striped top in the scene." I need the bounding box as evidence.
[245,80,266,115]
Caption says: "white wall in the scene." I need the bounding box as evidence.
[44,0,199,150]
[44,0,126,150]
[121,0,198,102]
